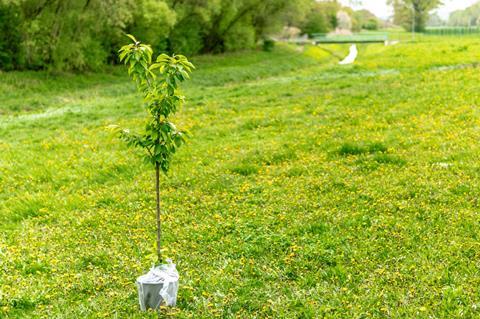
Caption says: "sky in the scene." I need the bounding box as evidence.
[339,0,480,20]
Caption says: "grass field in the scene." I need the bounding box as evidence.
[1,36,480,318]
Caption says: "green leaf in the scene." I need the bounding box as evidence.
[126,34,138,43]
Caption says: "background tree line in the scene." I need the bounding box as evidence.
[0,0,385,71]
[301,1,380,38]
[449,2,480,27]
[0,0,310,71]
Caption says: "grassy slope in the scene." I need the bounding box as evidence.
[1,37,480,318]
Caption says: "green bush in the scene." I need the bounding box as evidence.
[364,18,379,30]
[262,39,276,52]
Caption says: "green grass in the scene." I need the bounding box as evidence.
[2,37,480,318]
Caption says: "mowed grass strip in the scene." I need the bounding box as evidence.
[1,38,480,318]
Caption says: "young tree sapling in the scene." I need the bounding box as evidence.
[111,34,194,264]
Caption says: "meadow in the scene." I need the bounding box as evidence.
[1,36,480,318]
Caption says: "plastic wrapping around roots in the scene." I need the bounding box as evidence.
[136,259,179,310]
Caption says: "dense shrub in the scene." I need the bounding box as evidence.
[262,39,276,52]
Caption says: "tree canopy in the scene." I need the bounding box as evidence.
[301,1,340,36]
[389,0,442,32]
[353,9,381,31]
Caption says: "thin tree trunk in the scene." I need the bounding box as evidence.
[155,162,162,264]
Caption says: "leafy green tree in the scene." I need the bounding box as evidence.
[364,18,380,30]
[252,0,312,41]
[353,9,380,31]
[280,0,312,28]
[301,1,340,37]
[11,0,137,70]
[112,35,194,263]
[389,0,442,32]
[449,2,480,26]
[302,8,330,36]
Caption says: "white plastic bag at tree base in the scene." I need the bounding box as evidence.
[136,259,179,311]
[339,44,358,65]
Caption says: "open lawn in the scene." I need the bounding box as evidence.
[2,36,480,318]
